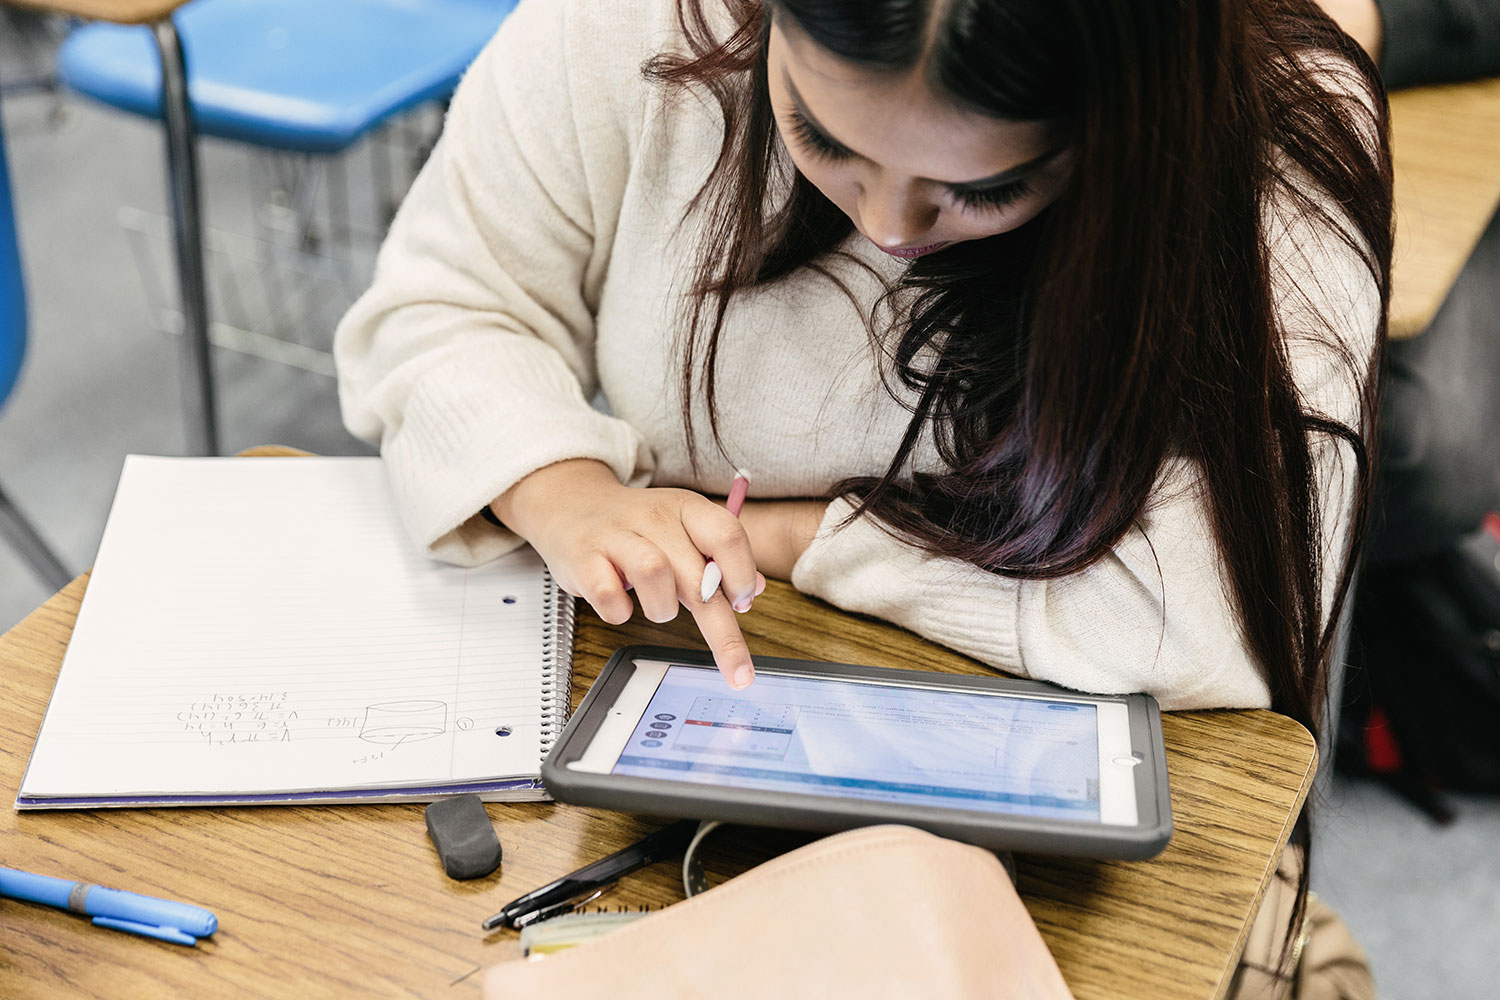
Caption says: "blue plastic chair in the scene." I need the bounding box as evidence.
[55,0,518,453]
[0,96,74,591]
[58,0,515,153]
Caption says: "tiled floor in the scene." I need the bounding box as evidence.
[2,20,1495,999]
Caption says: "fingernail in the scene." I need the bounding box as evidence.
[733,597,752,613]
[733,664,755,689]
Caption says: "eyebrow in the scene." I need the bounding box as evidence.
[783,69,1062,189]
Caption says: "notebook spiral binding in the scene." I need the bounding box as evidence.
[536,569,576,767]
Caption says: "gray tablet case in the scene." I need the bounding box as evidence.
[543,646,1173,860]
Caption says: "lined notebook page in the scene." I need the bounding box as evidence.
[21,456,558,800]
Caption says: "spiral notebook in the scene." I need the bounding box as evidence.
[16,455,573,809]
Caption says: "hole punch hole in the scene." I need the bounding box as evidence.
[494,725,513,737]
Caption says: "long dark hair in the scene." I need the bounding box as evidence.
[647,0,1390,963]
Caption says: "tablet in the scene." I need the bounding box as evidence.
[542,646,1173,859]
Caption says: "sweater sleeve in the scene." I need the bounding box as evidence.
[792,174,1379,715]
[1376,0,1500,89]
[333,0,655,566]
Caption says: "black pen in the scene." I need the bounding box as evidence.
[481,819,699,931]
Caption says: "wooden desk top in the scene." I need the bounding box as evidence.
[1389,77,1500,339]
[6,0,188,24]
[0,573,1314,1000]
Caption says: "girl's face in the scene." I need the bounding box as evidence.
[767,18,1072,259]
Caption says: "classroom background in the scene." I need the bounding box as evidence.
[2,7,1497,998]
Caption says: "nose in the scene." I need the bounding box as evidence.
[858,178,939,249]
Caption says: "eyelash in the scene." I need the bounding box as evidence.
[784,107,1033,213]
[949,179,1031,212]
[786,107,851,162]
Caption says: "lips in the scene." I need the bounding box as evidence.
[873,240,949,259]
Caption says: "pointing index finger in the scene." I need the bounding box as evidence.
[685,592,755,689]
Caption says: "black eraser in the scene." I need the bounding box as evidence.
[425,794,502,880]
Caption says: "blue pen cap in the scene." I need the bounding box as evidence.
[84,885,218,938]
[92,916,200,947]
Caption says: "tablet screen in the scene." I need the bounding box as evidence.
[609,663,1105,823]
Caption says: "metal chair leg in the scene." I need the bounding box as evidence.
[152,19,220,457]
[0,480,71,592]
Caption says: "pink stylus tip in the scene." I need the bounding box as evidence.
[725,470,752,518]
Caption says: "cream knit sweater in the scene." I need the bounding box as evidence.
[334,0,1379,711]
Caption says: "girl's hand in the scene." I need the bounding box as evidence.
[737,499,829,581]
[489,460,765,689]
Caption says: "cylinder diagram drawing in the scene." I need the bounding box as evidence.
[359,700,448,746]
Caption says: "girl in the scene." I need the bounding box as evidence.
[336,0,1387,985]
[337,0,1387,711]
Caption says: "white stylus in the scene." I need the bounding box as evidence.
[699,469,751,603]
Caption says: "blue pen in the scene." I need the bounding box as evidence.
[0,867,218,946]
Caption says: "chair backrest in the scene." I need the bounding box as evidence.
[0,94,26,407]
